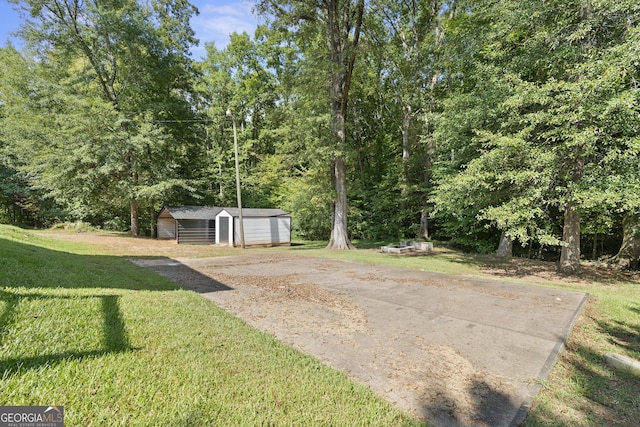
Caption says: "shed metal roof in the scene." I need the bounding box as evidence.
[162,206,224,220]
[221,208,289,218]
[162,206,289,220]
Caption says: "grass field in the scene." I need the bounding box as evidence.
[2,226,639,426]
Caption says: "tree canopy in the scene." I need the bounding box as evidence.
[1,0,639,270]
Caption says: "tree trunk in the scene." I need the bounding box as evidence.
[324,0,364,250]
[150,206,157,238]
[399,106,411,198]
[130,202,140,237]
[402,105,411,161]
[325,100,353,249]
[327,156,354,249]
[612,213,640,269]
[420,137,434,240]
[496,231,513,258]
[559,201,581,274]
[419,210,429,240]
[325,90,353,249]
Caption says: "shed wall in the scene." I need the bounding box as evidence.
[234,217,291,246]
[157,218,176,239]
[177,219,216,244]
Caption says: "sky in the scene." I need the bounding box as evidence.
[0,0,262,59]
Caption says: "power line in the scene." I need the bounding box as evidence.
[123,118,218,123]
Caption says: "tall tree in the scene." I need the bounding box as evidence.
[257,25,336,240]
[197,31,280,207]
[367,0,452,239]
[258,0,365,249]
[0,46,54,226]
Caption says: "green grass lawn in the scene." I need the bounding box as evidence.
[0,225,419,426]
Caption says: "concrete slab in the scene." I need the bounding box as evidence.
[136,253,587,426]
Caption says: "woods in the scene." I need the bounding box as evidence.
[1,0,639,270]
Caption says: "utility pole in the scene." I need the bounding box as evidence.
[226,109,245,249]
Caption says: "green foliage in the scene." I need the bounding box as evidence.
[2,0,639,262]
[1,0,201,234]
[431,0,640,259]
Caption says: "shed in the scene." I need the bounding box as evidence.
[216,208,291,247]
[157,206,291,246]
[157,206,223,244]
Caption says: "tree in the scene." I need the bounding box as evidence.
[367,0,452,239]
[0,46,54,226]
[197,31,282,209]
[258,0,365,249]
[9,0,200,235]
[257,25,337,239]
[614,213,640,270]
[431,0,640,272]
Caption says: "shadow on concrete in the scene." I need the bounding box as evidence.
[472,379,520,426]
[418,378,518,427]
[405,287,638,427]
[132,257,233,294]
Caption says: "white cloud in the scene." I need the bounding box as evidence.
[190,0,261,58]
[200,4,247,16]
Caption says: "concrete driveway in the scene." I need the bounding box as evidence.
[135,253,587,426]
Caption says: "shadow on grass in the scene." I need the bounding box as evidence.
[288,240,329,250]
[0,237,181,291]
[437,251,640,285]
[0,290,137,377]
[522,318,640,426]
[288,240,400,250]
[596,304,640,354]
[0,349,137,378]
[0,234,237,381]
[0,236,221,379]
[352,240,397,250]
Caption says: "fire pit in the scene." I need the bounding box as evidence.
[380,241,433,254]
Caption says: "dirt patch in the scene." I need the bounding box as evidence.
[205,271,370,336]
[134,258,370,342]
[475,255,640,286]
[398,343,516,427]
